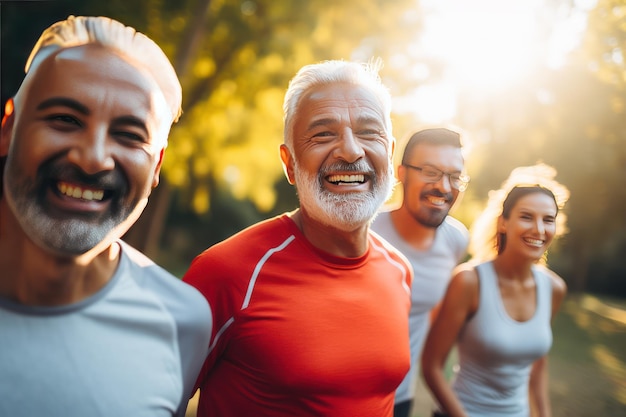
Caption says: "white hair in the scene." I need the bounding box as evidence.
[282,59,393,151]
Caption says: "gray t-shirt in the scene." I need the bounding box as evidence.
[0,240,211,417]
[371,211,468,403]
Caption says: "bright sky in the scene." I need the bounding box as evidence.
[393,0,597,123]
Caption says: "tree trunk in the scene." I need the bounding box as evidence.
[123,0,213,257]
[122,179,172,259]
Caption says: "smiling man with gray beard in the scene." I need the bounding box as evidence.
[184,59,413,417]
[0,16,211,417]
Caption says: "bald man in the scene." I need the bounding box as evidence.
[0,16,211,417]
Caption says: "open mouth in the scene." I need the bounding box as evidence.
[425,195,448,206]
[326,174,367,185]
[523,237,545,247]
[56,181,112,201]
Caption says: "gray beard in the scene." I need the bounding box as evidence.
[3,159,132,255]
[293,160,394,232]
[10,200,119,255]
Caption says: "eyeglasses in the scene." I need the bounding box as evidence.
[402,163,470,192]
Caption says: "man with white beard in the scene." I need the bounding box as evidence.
[0,16,211,417]
[183,60,413,417]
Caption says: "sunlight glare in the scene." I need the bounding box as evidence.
[394,82,456,123]
[420,0,546,91]
[546,0,597,69]
[394,0,547,123]
[393,0,590,123]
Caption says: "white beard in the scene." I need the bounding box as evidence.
[293,158,394,232]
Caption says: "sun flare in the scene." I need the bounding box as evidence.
[392,0,591,123]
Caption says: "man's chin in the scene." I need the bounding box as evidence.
[418,217,447,228]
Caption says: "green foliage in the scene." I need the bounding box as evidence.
[450,0,626,294]
[1,0,412,215]
[2,0,624,294]
[56,0,414,215]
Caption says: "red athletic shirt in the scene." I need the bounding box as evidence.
[183,214,412,417]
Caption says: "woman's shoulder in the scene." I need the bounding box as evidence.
[449,262,481,298]
[535,264,567,295]
[534,264,568,315]
[438,261,481,318]
[451,261,480,286]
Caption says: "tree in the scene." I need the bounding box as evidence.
[451,0,626,294]
[2,0,418,257]
[116,0,420,255]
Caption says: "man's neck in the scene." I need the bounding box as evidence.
[390,207,438,251]
[290,209,369,258]
[0,231,120,307]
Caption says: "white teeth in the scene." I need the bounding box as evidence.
[524,238,544,247]
[58,182,105,201]
[427,196,446,206]
[327,174,365,183]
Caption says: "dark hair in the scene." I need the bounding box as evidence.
[401,128,462,165]
[497,186,559,254]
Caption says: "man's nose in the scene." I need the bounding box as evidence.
[66,126,115,174]
[433,173,453,193]
[333,128,365,163]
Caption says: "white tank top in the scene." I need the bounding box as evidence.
[452,261,553,417]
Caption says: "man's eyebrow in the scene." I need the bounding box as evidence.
[307,118,337,130]
[113,115,149,135]
[36,98,149,134]
[307,115,384,130]
[421,163,462,174]
[36,97,90,115]
[356,114,384,125]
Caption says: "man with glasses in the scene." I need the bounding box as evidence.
[371,127,470,417]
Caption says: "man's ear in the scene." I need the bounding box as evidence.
[1,98,16,157]
[279,144,295,185]
[151,147,165,189]
[396,163,406,184]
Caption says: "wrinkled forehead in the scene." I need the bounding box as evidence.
[309,83,385,112]
[298,83,389,133]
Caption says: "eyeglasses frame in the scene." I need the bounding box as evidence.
[402,163,470,192]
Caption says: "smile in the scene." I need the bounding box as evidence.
[524,237,544,247]
[326,174,366,184]
[426,195,447,206]
[57,181,105,201]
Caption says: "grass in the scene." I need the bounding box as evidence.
[548,293,626,417]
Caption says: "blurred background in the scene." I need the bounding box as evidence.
[1,1,624,415]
